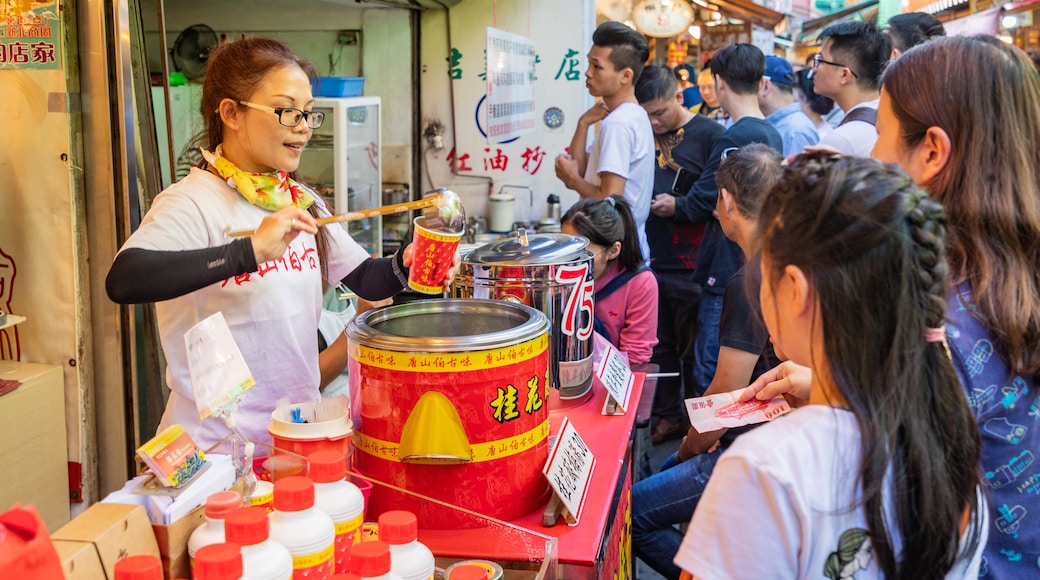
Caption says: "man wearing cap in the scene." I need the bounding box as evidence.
[759,55,819,157]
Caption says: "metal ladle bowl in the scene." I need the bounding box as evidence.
[420,188,466,233]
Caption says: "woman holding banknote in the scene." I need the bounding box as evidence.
[675,153,986,578]
[631,144,785,580]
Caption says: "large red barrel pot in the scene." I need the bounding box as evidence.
[345,299,551,527]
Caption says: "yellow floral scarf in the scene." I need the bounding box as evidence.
[201,145,315,211]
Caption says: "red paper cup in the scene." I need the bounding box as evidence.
[408,216,461,294]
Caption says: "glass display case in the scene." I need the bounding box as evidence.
[300,96,382,257]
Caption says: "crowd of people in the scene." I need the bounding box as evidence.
[553,16,1039,580]
[105,13,1040,580]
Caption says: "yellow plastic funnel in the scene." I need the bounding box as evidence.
[398,391,473,464]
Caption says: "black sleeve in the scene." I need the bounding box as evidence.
[339,247,408,301]
[105,238,258,304]
[672,135,728,224]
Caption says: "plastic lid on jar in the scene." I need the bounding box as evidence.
[224,506,269,546]
[449,564,491,580]
[349,541,392,577]
[114,555,163,580]
[194,543,243,580]
[205,490,243,519]
[377,510,417,544]
[307,450,347,483]
[273,475,315,511]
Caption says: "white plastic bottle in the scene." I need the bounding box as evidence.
[268,475,336,579]
[349,541,402,580]
[188,490,243,567]
[308,450,365,575]
[194,542,243,580]
[377,510,434,580]
[224,506,294,580]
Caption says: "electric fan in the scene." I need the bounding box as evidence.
[170,24,219,80]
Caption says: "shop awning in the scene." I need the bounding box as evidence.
[801,0,880,35]
[711,0,786,30]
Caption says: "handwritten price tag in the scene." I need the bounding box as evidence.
[542,418,595,526]
[684,390,791,432]
[596,343,634,414]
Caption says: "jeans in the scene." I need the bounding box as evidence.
[650,270,702,425]
[691,291,723,399]
[632,448,724,580]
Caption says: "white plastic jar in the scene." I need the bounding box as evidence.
[268,475,336,579]
[224,506,294,580]
[349,541,402,580]
[188,490,243,567]
[194,543,243,580]
[378,510,434,580]
[308,450,365,575]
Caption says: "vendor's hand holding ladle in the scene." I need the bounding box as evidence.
[225,189,465,238]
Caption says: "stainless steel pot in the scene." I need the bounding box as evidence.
[451,232,595,399]
[382,182,410,206]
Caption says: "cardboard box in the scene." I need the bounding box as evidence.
[52,503,160,579]
[152,503,205,580]
[53,539,106,580]
[0,362,70,532]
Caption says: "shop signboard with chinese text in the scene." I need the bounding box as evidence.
[0,1,61,70]
[700,23,752,54]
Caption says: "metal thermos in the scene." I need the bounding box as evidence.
[547,194,561,223]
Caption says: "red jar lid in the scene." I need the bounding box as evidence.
[273,475,315,511]
[194,543,243,580]
[205,490,243,519]
[349,541,391,576]
[377,510,417,545]
[113,555,163,580]
[307,450,347,483]
[224,506,269,546]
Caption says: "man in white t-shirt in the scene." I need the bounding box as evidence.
[556,21,655,260]
[810,21,890,157]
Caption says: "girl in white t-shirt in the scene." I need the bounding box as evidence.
[675,154,986,579]
[106,37,454,450]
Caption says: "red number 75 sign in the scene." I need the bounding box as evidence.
[555,263,594,340]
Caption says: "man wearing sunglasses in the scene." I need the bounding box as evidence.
[811,21,890,157]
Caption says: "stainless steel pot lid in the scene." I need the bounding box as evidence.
[465,232,590,265]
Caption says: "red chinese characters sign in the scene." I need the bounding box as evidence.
[1,2,61,70]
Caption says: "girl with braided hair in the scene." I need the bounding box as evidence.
[675,153,986,579]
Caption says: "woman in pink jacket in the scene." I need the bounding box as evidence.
[562,195,659,365]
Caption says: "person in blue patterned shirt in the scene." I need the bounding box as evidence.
[872,35,1040,578]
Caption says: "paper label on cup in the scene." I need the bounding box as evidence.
[409,217,461,294]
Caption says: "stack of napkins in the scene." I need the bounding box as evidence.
[103,453,236,524]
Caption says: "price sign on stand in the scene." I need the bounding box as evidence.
[597,343,635,415]
[542,418,596,526]
[185,312,256,420]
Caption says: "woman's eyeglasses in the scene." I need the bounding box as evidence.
[239,101,325,129]
[811,54,859,79]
